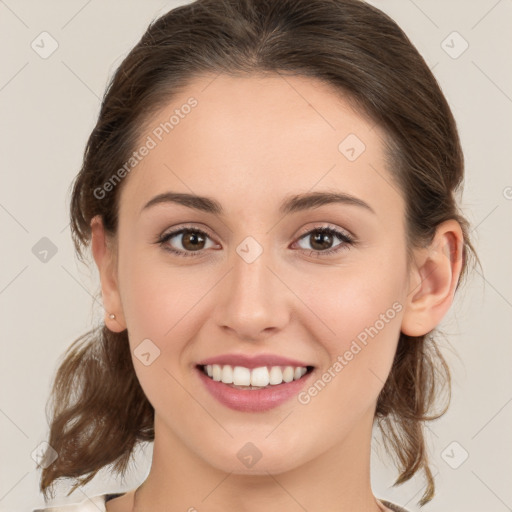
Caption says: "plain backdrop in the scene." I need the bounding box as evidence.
[1,1,511,511]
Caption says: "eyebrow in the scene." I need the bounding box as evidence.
[140,190,376,216]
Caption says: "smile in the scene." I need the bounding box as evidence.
[195,364,315,412]
[200,364,311,388]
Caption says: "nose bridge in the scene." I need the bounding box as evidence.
[215,234,290,339]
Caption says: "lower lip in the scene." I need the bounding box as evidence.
[195,366,314,412]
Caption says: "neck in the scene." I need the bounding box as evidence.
[132,408,383,512]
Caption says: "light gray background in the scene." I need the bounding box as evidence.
[1,1,511,511]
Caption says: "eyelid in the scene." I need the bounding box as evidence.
[295,222,355,241]
[159,222,218,241]
[158,222,354,244]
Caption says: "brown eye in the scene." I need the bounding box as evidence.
[179,230,207,251]
[158,228,216,257]
[295,226,354,256]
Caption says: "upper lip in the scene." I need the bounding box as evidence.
[196,353,313,369]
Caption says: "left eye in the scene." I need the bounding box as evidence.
[294,226,354,255]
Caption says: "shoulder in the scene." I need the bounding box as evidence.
[379,499,412,512]
[32,493,118,512]
[33,494,409,512]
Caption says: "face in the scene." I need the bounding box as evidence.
[104,73,412,474]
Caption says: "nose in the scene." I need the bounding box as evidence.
[212,240,292,341]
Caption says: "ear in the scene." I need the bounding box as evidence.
[401,219,464,337]
[90,215,127,332]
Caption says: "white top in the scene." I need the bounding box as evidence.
[32,493,410,512]
[33,494,108,511]
[32,493,123,512]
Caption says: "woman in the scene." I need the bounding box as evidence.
[33,0,477,511]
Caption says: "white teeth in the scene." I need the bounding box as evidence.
[212,364,222,381]
[221,365,233,384]
[232,366,251,385]
[269,366,283,385]
[251,367,270,387]
[282,366,294,383]
[203,364,309,388]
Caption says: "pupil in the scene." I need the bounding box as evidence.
[311,232,332,250]
[184,232,205,250]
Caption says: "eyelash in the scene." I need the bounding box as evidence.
[155,224,356,258]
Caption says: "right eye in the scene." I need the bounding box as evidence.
[157,227,218,257]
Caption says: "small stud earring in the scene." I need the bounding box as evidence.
[109,313,116,320]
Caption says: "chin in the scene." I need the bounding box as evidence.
[200,442,308,476]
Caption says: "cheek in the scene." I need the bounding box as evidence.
[299,260,405,347]
[119,244,207,345]
[118,252,217,407]
[119,261,209,412]
[294,258,405,406]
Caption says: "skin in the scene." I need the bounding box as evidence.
[91,73,463,512]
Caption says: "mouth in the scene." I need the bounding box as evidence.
[195,363,316,411]
[196,363,315,389]
[193,353,317,412]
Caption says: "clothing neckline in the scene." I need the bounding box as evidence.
[103,492,408,512]
[33,493,409,512]
[105,493,126,502]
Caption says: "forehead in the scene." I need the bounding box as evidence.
[118,72,402,222]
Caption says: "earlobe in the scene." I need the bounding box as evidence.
[401,220,464,337]
[90,215,127,332]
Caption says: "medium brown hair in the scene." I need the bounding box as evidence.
[40,0,477,506]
